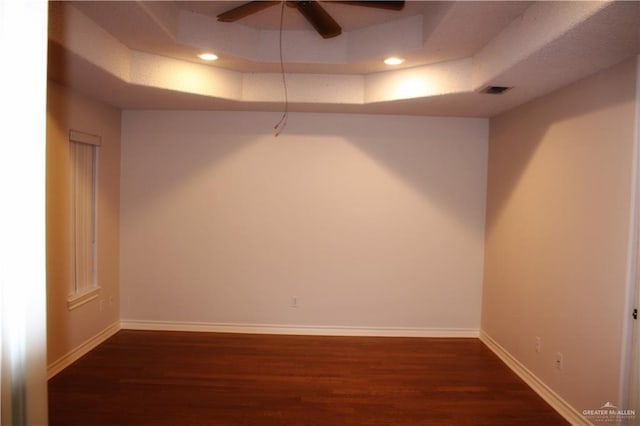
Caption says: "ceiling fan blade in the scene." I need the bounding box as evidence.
[332,1,405,11]
[217,1,280,22]
[292,1,342,39]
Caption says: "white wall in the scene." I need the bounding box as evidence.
[120,111,488,334]
[482,58,638,421]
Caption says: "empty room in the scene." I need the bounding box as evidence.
[1,1,640,425]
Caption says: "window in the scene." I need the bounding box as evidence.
[67,130,101,310]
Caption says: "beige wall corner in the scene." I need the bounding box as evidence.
[482,58,638,420]
[46,81,121,368]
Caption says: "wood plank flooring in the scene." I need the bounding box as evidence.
[48,330,568,425]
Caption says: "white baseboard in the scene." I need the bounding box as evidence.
[479,330,592,426]
[121,319,479,338]
[47,321,121,379]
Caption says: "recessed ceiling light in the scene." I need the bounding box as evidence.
[384,57,404,66]
[198,53,218,61]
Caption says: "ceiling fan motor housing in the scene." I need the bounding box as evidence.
[217,1,405,39]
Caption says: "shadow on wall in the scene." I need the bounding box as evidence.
[122,111,488,241]
[484,59,637,236]
[281,113,488,239]
[120,111,265,211]
[345,117,488,238]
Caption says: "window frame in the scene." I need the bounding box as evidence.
[66,130,101,310]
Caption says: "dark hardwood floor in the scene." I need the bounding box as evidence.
[48,330,568,425]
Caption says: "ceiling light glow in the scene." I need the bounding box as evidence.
[384,57,404,66]
[198,53,218,61]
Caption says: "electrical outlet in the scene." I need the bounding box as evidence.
[556,352,563,370]
[535,337,541,353]
[291,297,298,308]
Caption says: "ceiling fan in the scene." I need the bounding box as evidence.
[217,1,406,39]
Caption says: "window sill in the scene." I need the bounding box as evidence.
[67,286,101,311]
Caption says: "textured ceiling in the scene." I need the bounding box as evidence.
[49,1,640,117]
